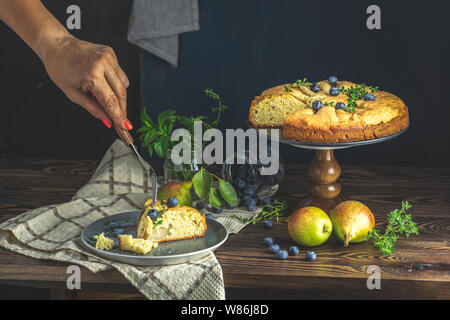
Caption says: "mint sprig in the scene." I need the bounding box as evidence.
[366,201,419,255]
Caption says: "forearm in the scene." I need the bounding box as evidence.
[0,0,71,60]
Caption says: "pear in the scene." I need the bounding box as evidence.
[330,201,375,247]
[288,206,333,247]
[157,180,193,206]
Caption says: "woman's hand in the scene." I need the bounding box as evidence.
[39,35,133,130]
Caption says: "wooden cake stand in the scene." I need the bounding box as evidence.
[256,127,408,213]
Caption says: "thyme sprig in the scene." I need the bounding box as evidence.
[284,78,312,92]
[340,84,379,113]
[232,199,288,224]
[366,201,419,256]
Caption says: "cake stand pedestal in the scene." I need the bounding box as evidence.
[257,127,408,213]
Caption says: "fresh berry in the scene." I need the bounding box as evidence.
[310,83,320,93]
[269,244,280,253]
[305,251,317,261]
[312,100,323,111]
[329,87,340,96]
[235,179,246,190]
[109,221,120,228]
[242,195,251,206]
[262,197,273,206]
[328,76,338,85]
[276,250,289,260]
[264,237,274,246]
[167,197,178,207]
[212,206,223,214]
[196,202,205,210]
[247,201,257,212]
[364,93,375,101]
[243,186,256,197]
[263,220,273,229]
[205,213,215,220]
[113,228,125,235]
[147,209,158,219]
[335,102,346,110]
[225,203,235,210]
[289,246,300,256]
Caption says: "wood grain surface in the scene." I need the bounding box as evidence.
[0,159,449,299]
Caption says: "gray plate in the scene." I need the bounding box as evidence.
[81,211,228,266]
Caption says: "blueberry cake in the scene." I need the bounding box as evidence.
[248,77,409,143]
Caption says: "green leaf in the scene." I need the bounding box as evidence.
[209,187,224,208]
[153,138,164,158]
[141,108,157,128]
[192,169,212,200]
[218,178,238,206]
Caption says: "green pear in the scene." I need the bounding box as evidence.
[288,206,332,247]
[330,200,375,247]
[157,180,193,206]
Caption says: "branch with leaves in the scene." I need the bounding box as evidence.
[366,201,419,255]
[192,168,238,208]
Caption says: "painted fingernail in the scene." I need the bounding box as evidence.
[101,119,112,128]
[124,120,133,130]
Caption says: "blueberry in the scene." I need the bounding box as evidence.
[225,203,235,210]
[195,202,205,210]
[113,228,124,235]
[264,237,274,246]
[312,100,323,111]
[310,83,320,93]
[247,201,257,212]
[212,206,223,214]
[329,87,340,96]
[147,209,158,219]
[235,179,246,190]
[335,102,346,110]
[277,250,289,260]
[109,221,120,228]
[243,186,256,197]
[269,244,280,253]
[289,246,300,256]
[305,251,317,261]
[242,195,251,206]
[262,197,273,206]
[263,220,273,229]
[237,197,243,206]
[328,76,338,85]
[236,189,243,197]
[167,197,178,207]
[205,213,215,220]
[364,93,375,101]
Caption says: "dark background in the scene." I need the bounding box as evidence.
[0,0,449,166]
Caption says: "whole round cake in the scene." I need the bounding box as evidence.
[248,77,409,143]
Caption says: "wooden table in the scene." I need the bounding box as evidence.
[0,158,449,299]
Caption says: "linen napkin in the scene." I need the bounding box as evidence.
[0,140,260,300]
[127,0,200,66]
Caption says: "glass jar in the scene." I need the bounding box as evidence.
[163,149,199,184]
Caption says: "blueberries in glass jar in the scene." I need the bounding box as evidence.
[312,100,323,111]
[335,102,346,110]
[234,178,246,190]
[310,83,320,93]
[247,201,257,212]
[329,87,340,96]
[364,93,375,101]
[262,197,273,206]
[212,206,223,214]
[225,203,235,210]
[242,195,251,206]
[195,202,205,210]
[243,185,256,197]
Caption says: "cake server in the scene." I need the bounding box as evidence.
[115,127,158,208]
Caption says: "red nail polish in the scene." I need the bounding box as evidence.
[124,120,133,130]
[101,119,112,128]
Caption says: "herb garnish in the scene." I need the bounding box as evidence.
[366,201,419,256]
[231,199,288,224]
[284,78,312,92]
[324,102,334,107]
[340,84,379,113]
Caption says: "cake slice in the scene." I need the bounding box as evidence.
[137,199,207,243]
[95,233,115,251]
[118,234,157,255]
